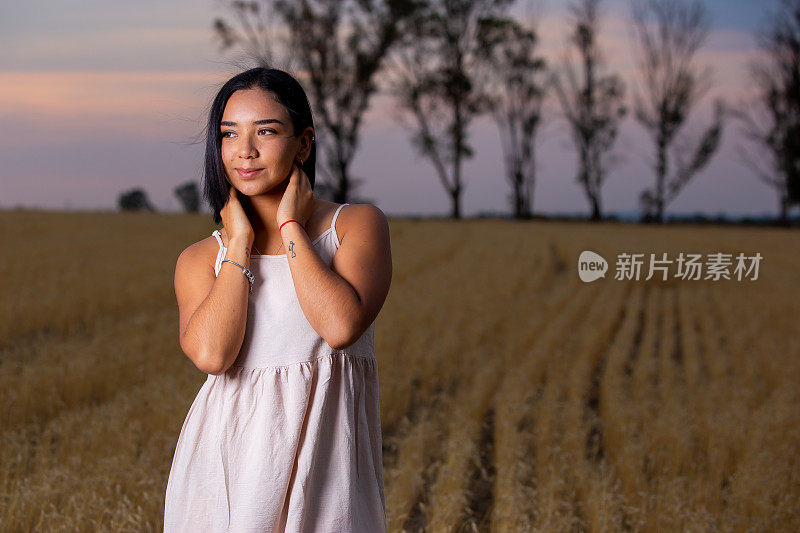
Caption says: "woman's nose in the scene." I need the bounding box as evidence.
[237,136,258,158]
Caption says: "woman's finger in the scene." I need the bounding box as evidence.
[294,162,309,191]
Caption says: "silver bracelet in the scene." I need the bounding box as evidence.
[221,259,255,293]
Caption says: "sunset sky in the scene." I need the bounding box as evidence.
[0,0,786,217]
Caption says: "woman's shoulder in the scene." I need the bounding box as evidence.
[335,202,389,246]
[175,232,222,274]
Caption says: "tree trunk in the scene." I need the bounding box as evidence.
[589,193,601,221]
[779,193,789,226]
[655,133,667,224]
[450,185,461,219]
[513,171,524,219]
[452,116,463,219]
[334,159,350,204]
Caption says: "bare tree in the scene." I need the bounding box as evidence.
[732,0,800,224]
[630,0,725,223]
[475,3,549,219]
[214,0,423,203]
[386,0,516,219]
[118,189,155,212]
[552,0,627,221]
[174,182,200,213]
[213,0,288,67]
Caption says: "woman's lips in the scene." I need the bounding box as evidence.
[236,168,263,179]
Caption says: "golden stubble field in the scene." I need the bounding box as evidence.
[0,209,798,532]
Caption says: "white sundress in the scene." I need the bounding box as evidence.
[164,203,387,532]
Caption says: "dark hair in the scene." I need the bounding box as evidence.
[203,67,316,224]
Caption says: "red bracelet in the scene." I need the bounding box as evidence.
[279,219,305,232]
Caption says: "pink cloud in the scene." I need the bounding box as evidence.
[0,70,230,117]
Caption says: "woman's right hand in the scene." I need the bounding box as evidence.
[220,185,254,245]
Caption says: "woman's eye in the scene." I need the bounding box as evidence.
[220,129,273,138]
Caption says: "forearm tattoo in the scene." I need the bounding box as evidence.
[288,240,296,258]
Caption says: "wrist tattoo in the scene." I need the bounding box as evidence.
[288,240,296,258]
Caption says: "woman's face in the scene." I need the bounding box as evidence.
[219,87,305,195]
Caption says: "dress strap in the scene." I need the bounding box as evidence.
[211,230,226,277]
[330,203,349,248]
[331,203,349,233]
[211,229,225,249]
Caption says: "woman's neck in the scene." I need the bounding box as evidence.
[243,193,320,255]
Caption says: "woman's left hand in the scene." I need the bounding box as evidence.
[277,161,314,229]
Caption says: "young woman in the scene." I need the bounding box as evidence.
[164,67,392,532]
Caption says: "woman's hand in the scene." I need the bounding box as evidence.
[277,161,314,228]
[220,185,254,244]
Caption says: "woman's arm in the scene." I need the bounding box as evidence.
[175,236,253,375]
[281,204,392,349]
